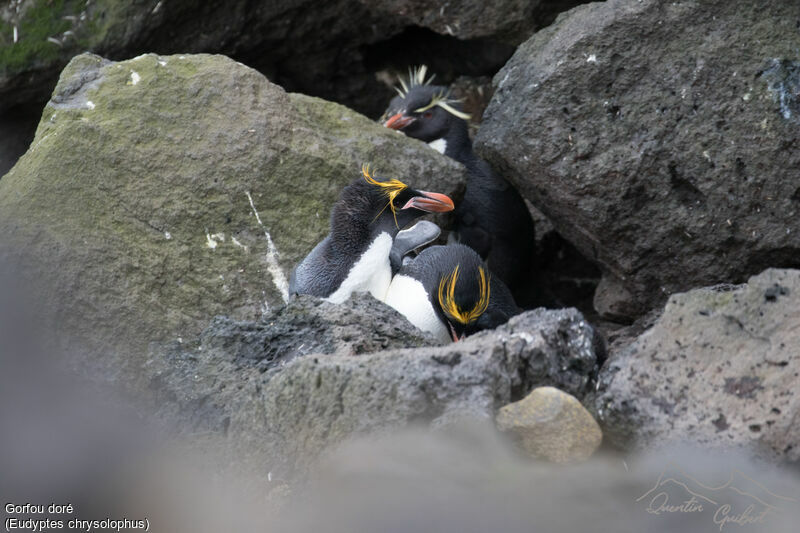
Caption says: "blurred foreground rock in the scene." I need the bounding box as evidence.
[4,269,799,533]
[279,426,800,533]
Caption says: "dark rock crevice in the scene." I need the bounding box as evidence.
[0,102,40,177]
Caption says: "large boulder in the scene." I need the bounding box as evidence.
[0,52,465,378]
[476,0,800,319]
[595,269,800,462]
[146,300,601,477]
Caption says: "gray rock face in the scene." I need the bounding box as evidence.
[0,53,465,379]
[595,269,800,462]
[198,294,441,370]
[476,0,800,319]
[147,299,601,477]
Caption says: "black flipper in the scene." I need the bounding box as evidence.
[390,221,441,274]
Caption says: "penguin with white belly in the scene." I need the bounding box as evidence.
[381,66,537,304]
[290,165,455,304]
[385,243,520,343]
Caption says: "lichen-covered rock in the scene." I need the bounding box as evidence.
[147,304,601,477]
[476,0,800,319]
[0,52,465,379]
[595,269,800,462]
[496,386,602,463]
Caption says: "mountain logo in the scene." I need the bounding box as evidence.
[636,462,796,530]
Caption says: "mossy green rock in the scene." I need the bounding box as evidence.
[0,52,464,377]
[0,0,140,107]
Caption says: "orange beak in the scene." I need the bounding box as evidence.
[384,112,415,130]
[402,191,455,213]
[448,322,464,343]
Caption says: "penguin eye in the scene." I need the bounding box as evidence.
[423,111,433,119]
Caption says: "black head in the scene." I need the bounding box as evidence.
[382,66,471,145]
[433,249,493,342]
[331,165,454,243]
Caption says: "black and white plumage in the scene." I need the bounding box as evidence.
[384,243,520,343]
[382,67,536,301]
[289,166,454,304]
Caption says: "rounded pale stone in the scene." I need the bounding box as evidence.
[496,386,602,463]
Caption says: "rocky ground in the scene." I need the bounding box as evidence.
[1,0,799,528]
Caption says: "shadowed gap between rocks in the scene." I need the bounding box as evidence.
[361,26,515,112]
[0,102,41,177]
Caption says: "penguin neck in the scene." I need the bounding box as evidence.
[436,120,473,165]
[330,200,392,255]
[437,122,502,188]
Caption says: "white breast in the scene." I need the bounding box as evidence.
[325,233,393,304]
[384,274,451,343]
[427,138,447,154]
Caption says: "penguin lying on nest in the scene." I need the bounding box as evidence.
[290,165,454,304]
[381,66,537,304]
[385,243,520,343]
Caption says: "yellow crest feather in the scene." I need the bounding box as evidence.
[413,91,472,121]
[437,265,491,325]
[394,65,436,97]
[361,163,408,228]
[393,66,472,121]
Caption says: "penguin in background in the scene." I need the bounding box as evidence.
[385,243,520,343]
[381,66,537,304]
[290,165,455,304]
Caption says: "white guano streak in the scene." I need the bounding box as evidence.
[246,191,289,303]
